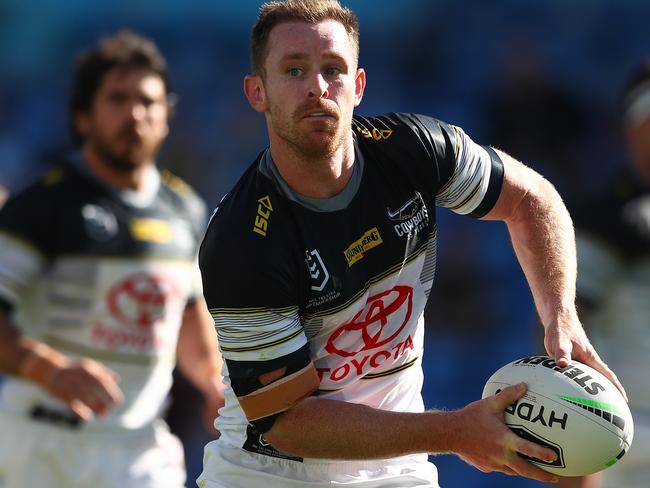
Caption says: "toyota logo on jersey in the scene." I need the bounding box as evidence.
[106,272,180,330]
[326,285,413,358]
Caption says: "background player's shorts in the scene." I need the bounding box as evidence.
[598,410,650,488]
[197,441,440,487]
[0,413,185,488]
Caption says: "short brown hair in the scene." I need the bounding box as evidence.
[250,0,360,77]
[69,30,171,146]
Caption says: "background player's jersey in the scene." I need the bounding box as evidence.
[0,159,206,430]
[200,113,503,462]
[573,172,650,411]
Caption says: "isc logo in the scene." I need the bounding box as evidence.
[252,195,273,237]
[355,126,392,141]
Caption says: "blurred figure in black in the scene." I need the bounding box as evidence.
[485,37,594,207]
[0,183,7,207]
[556,59,650,488]
[0,31,224,488]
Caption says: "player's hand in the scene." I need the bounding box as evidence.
[543,312,627,401]
[452,383,560,483]
[46,358,124,420]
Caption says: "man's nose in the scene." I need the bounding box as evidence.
[128,102,147,121]
[307,72,329,98]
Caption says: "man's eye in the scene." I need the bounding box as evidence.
[108,93,128,104]
[325,67,341,76]
[288,68,302,77]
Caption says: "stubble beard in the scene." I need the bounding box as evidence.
[274,113,345,161]
[90,129,154,172]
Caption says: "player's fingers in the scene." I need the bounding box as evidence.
[91,378,124,408]
[507,454,559,483]
[511,435,557,464]
[99,377,124,405]
[553,337,573,368]
[493,382,527,408]
[69,399,94,421]
[83,363,123,406]
[84,359,120,381]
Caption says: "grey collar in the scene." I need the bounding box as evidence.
[259,145,363,212]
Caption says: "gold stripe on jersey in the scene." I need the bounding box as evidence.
[362,356,419,379]
[448,176,483,212]
[161,169,193,196]
[42,335,173,366]
[304,231,433,321]
[218,327,304,353]
[208,305,298,315]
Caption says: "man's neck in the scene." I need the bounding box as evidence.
[82,145,152,191]
[269,136,355,199]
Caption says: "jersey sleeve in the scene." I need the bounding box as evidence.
[433,124,504,217]
[0,176,58,309]
[355,113,503,218]
[185,196,207,304]
[199,193,319,431]
[161,169,209,304]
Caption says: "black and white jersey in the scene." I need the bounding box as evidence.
[200,113,503,461]
[574,172,650,411]
[0,159,206,430]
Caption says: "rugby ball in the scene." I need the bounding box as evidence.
[482,355,633,477]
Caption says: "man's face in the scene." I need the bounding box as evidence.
[627,117,650,185]
[77,67,169,170]
[248,19,365,159]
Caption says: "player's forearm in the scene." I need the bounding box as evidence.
[176,299,223,395]
[502,163,578,328]
[264,397,459,459]
[0,312,69,385]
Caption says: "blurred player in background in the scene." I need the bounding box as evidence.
[556,59,650,488]
[197,1,624,487]
[0,30,224,488]
[0,183,7,207]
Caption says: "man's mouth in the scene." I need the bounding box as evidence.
[303,111,336,119]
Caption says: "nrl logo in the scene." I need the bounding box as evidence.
[305,249,329,291]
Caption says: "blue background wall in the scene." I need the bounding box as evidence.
[2,1,649,487]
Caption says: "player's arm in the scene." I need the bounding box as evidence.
[175,297,225,423]
[225,340,558,482]
[0,182,123,420]
[480,149,625,398]
[260,382,558,483]
[0,306,122,420]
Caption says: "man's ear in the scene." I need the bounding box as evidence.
[244,74,268,113]
[354,68,366,107]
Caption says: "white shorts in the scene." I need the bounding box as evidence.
[197,440,440,487]
[0,412,186,488]
[599,410,650,488]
